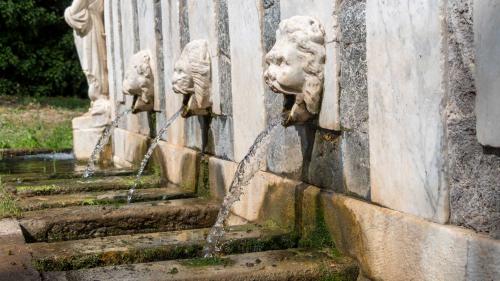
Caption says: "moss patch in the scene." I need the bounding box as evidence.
[299,193,335,249]
[220,232,299,254]
[16,184,59,194]
[0,187,21,218]
[33,245,204,272]
[196,156,210,198]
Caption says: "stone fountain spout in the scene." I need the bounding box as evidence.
[264,16,326,127]
[123,50,155,114]
[172,39,212,118]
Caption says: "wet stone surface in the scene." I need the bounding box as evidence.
[30,225,296,272]
[6,175,161,197]
[41,249,358,281]
[19,198,219,242]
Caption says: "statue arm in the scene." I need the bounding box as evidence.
[64,0,92,37]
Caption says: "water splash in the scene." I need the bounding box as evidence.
[83,109,131,178]
[127,109,182,204]
[203,119,283,257]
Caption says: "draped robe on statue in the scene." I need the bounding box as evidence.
[65,0,109,116]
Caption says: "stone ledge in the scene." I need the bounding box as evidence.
[0,219,40,281]
[156,141,200,193]
[73,128,107,161]
[112,128,150,168]
[208,157,300,230]
[320,192,500,281]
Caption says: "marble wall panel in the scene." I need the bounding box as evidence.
[367,0,449,223]
[227,0,267,162]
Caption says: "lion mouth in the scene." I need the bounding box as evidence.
[267,80,299,96]
[172,83,189,95]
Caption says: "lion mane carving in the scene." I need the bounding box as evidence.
[264,15,326,126]
[122,50,155,113]
[172,39,211,117]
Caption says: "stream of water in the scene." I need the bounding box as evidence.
[127,109,182,204]
[83,109,132,179]
[203,119,283,257]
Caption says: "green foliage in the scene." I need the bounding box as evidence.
[0,0,86,97]
[0,95,87,150]
[0,181,21,218]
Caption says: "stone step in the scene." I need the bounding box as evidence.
[30,225,298,272]
[17,185,194,211]
[41,249,359,281]
[1,168,137,183]
[6,175,162,197]
[0,148,73,158]
[19,198,219,242]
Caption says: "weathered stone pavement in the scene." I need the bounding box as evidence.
[41,249,358,281]
[0,157,358,281]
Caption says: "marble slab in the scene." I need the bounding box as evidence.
[367,0,449,223]
[160,0,185,145]
[474,0,500,147]
[227,0,267,162]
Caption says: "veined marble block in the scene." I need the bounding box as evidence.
[474,0,500,148]
[227,0,267,162]
[161,0,185,145]
[367,0,449,223]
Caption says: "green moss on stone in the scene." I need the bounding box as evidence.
[168,267,179,274]
[299,195,335,249]
[16,184,59,194]
[33,245,205,271]
[220,232,299,254]
[196,156,210,198]
[0,187,21,218]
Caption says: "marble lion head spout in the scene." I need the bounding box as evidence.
[172,39,212,118]
[123,50,155,114]
[264,16,326,126]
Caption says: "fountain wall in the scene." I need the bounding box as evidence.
[100,0,499,280]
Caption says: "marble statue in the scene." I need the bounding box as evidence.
[64,0,110,116]
[122,50,155,113]
[172,40,212,117]
[264,16,326,126]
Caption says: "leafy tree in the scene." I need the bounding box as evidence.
[0,0,86,97]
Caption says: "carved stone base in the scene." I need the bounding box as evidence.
[72,114,112,161]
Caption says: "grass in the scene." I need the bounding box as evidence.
[0,179,21,218]
[0,95,89,150]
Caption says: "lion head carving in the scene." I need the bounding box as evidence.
[264,16,326,126]
[172,39,211,118]
[122,50,155,113]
